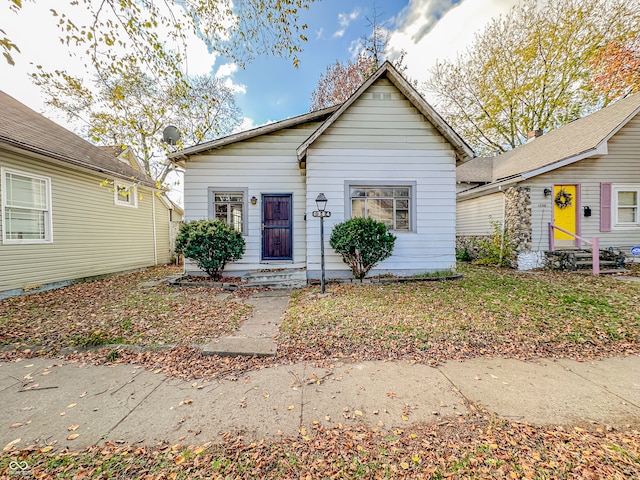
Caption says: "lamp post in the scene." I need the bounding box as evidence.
[312,193,331,293]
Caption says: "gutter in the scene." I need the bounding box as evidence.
[457,176,521,201]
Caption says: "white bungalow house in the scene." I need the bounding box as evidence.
[169,62,474,281]
[456,93,640,269]
[0,91,176,299]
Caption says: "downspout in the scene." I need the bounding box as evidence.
[152,193,158,265]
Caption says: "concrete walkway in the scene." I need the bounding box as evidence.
[1,289,639,450]
[201,290,289,357]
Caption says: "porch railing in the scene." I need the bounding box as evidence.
[548,223,600,275]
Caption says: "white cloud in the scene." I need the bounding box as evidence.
[234,117,256,133]
[214,63,246,94]
[388,0,518,94]
[315,28,325,40]
[215,63,239,78]
[223,77,247,95]
[334,8,361,38]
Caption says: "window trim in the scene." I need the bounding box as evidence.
[114,182,138,208]
[612,184,640,228]
[208,187,248,235]
[344,181,417,232]
[1,167,53,244]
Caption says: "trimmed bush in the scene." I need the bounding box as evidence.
[175,220,245,280]
[329,217,396,280]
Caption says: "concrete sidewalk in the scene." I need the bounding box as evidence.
[1,289,639,451]
[1,355,639,450]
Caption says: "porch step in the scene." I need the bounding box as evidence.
[241,268,307,289]
[578,268,630,275]
[546,248,627,274]
[575,260,618,269]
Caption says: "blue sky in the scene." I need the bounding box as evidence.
[0,0,518,133]
[229,0,411,125]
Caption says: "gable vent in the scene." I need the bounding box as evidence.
[372,92,392,101]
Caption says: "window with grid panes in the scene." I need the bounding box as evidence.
[350,186,411,231]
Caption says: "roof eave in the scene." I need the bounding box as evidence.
[520,142,609,180]
[296,62,475,164]
[0,140,159,189]
[169,105,339,160]
[457,176,522,201]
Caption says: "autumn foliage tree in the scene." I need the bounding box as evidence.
[4,0,314,186]
[425,0,640,155]
[311,55,376,110]
[310,8,408,111]
[591,36,640,101]
[32,65,241,186]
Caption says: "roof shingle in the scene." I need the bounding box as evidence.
[0,91,156,187]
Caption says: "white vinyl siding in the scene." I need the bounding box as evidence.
[1,168,52,244]
[0,151,172,296]
[306,78,457,275]
[183,122,323,273]
[456,193,504,236]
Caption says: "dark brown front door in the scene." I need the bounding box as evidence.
[262,194,292,260]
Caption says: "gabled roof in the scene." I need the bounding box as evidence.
[0,91,157,188]
[459,93,640,188]
[456,156,494,183]
[168,105,339,160]
[169,61,475,165]
[296,61,474,164]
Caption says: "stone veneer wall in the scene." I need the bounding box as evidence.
[503,186,532,254]
[456,186,535,268]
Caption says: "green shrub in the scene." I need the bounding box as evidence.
[455,245,473,262]
[329,217,396,280]
[473,221,515,268]
[175,220,245,280]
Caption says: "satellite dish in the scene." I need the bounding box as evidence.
[162,125,181,145]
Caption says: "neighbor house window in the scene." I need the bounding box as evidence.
[613,185,640,226]
[208,188,247,234]
[114,183,138,208]
[1,168,52,243]
[349,185,412,231]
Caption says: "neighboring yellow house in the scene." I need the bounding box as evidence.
[0,91,174,299]
[456,93,640,270]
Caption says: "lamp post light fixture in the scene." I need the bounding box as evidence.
[312,193,331,293]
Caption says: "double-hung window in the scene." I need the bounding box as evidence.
[209,188,246,234]
[613,185,640,227]
[349,185,412,231]
[1,168,52,243]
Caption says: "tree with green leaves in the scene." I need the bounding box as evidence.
[3,0,313,75]
[5,0,314,184]
[32,65,241,185]
[425,0,640,156]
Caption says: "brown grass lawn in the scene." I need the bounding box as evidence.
[279,265,640,362]
[2,266,640,478]
[0,265,252,351]
[1,264,639,364]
